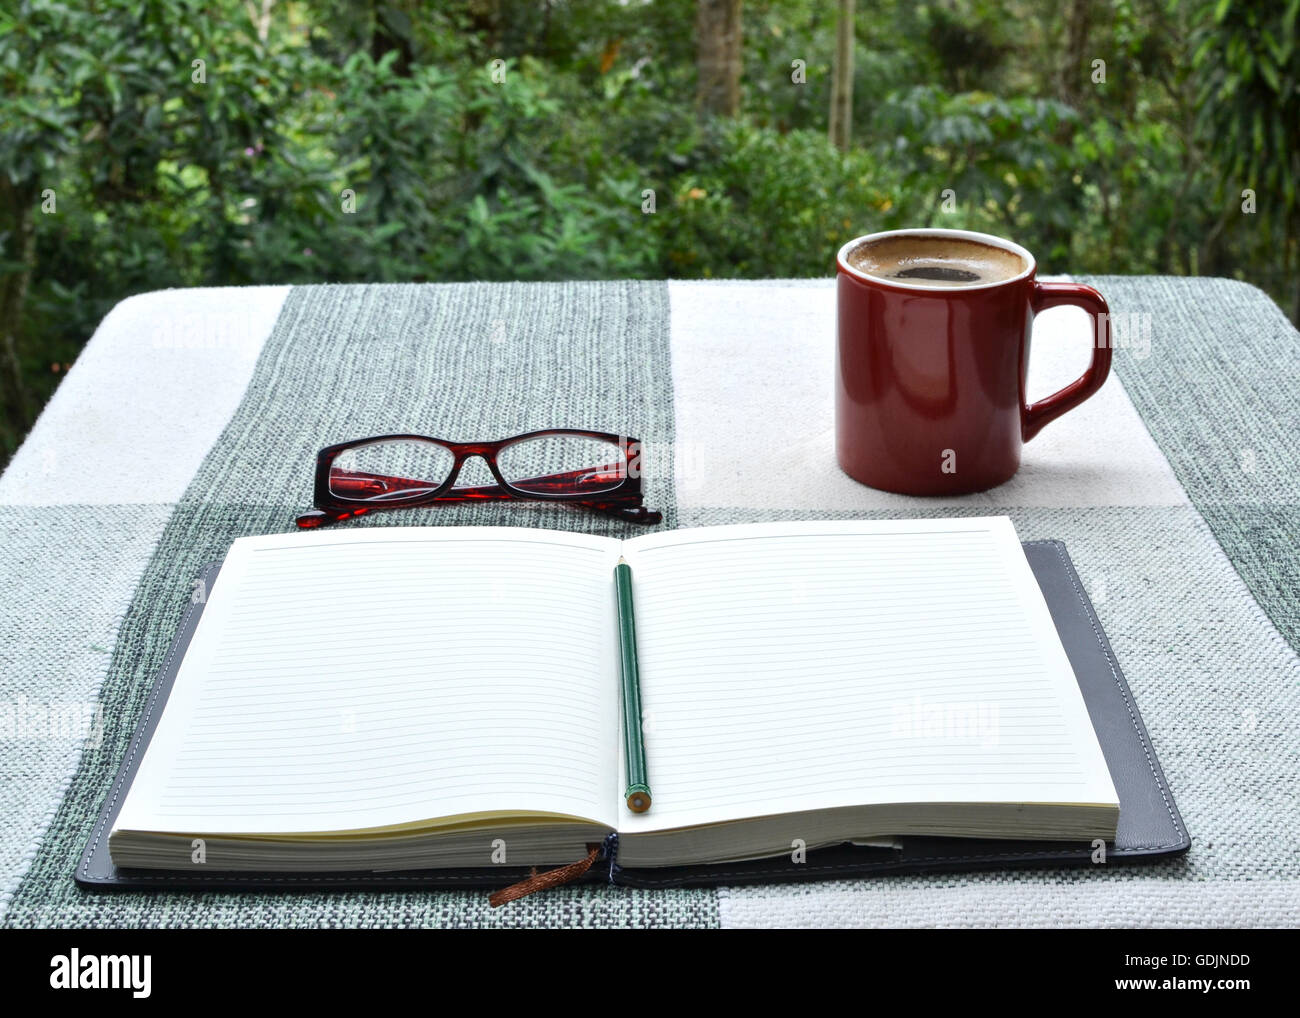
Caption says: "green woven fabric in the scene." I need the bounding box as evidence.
[3,282,713,928]
[1075,276,1300,651]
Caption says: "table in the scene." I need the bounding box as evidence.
[1,276,1296,927]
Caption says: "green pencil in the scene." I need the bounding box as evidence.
[615,557,651,813]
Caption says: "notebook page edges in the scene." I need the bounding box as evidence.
[114,527,623,837]
[617,517,1120,835]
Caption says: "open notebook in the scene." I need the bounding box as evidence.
[104,517,1124,875]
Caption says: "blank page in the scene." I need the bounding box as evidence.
[116,527,622,836]
[618,517,1119,834]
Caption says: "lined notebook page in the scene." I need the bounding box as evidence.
[116,528,622,835]
[618,518,1119,834]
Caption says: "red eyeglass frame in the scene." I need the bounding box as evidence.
[295,428,662,528]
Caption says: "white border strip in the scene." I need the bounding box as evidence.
[0,286,289,506]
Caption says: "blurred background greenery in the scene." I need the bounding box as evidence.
[2,0,1297,464]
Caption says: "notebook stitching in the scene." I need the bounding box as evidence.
[85,843,1173,886]
[85,871,603,885]
[1037,539,1184,843]
[613,848,1169,887]
[81,577,209,883]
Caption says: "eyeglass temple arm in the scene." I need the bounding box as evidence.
[307,468,661,527]
[296,500,660,528]
[327,465,632,498]
[585,502,662,525]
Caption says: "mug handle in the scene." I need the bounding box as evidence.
[1022,281,1113,442]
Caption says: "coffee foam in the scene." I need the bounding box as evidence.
[846,235,1028,288]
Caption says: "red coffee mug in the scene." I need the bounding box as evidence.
[835,228,1112,495]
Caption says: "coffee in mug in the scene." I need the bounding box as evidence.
[845,233,1029,288]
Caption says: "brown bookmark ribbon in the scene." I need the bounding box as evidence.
[488,843,604,907]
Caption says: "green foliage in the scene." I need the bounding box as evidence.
[871,87,1082,255]
[652,122,900,277]
[920,2,1016,92]
[0,0,1296,463]
[1192,0,1300,211]
[1189,0,1300,274]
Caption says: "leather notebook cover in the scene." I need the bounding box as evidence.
[77,539,1189,891]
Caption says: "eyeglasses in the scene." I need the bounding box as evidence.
[295,429,662,529]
